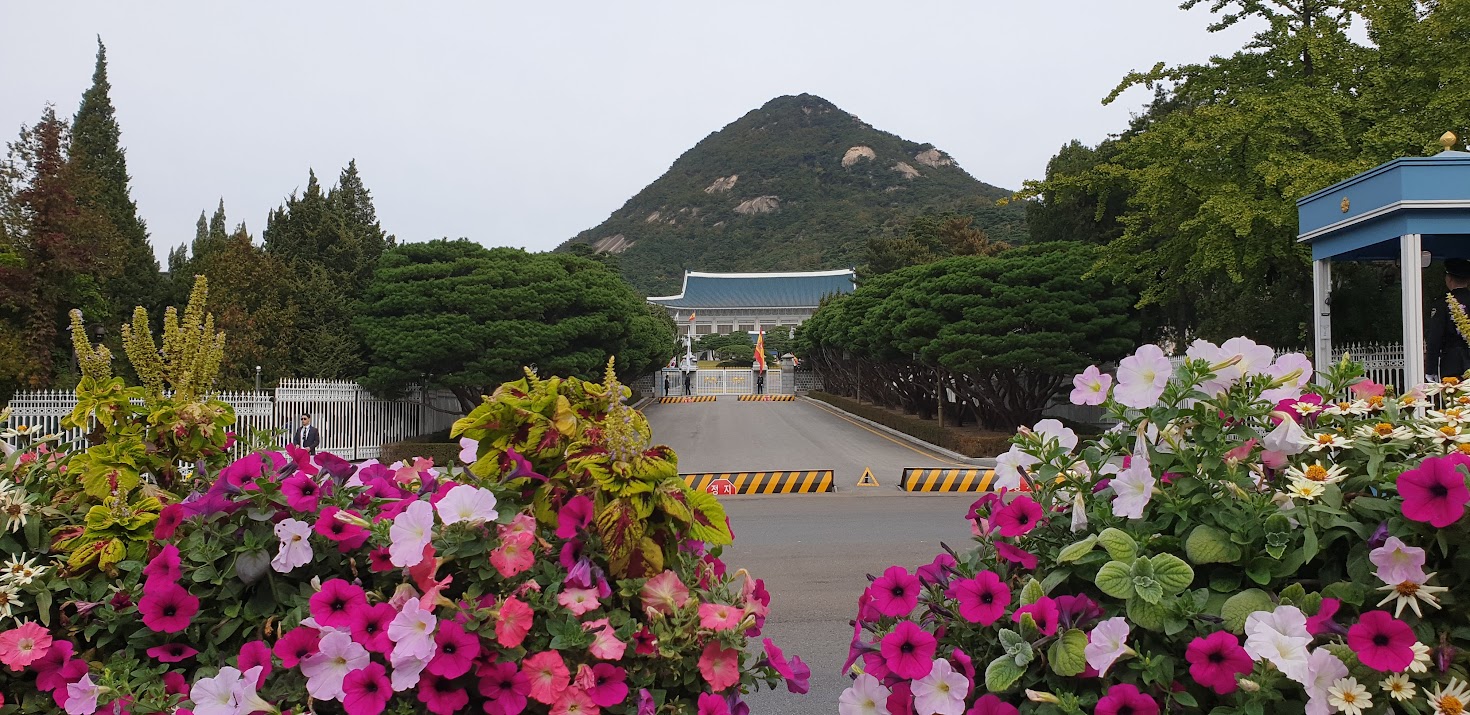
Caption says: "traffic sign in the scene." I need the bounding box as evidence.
[856,468,880,487]
[707,478,735,495]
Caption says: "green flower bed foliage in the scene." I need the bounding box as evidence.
[808,391,1015,457]
[379,441,460,467]
[843,339,1470,714]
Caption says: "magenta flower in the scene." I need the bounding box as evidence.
[1095,683,1158,715]
[314,506,370,550]
[870,565,921,618]
[1398,453,1470,527]
[309,578,368,629]
[237,640,272,687]
[144,643,198,663]
[916,553,957,587]
[946,570,1011,626]
[762,638,812,694]
[154,504,184,539]
[698,602,743,632]
[427,620,480,679]
[315,451,356,480]
[416,673,470,715]
[272,626,320,668]
[1306,598,1344,636]
[342,662,391,715]
[1370,537,1428,585]
[585,663,629,707]
[477,661,530,715]
[1347,610,1417,672]
[142,544,182,583]
[880,621,937,680]
[1185,631,1252,695]
[1011,596,1059,636]
[697,692,729,715]
[969,694,1019,715]
[993,495,1044,537]
[138,582,200,633]
[280,474,328,512]
[555,494,595,539]
[367,548,395,573]
[350,603,397,654]
[995,542,1038,570]
[32,640,79,692]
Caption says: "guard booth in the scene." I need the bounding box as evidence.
[1299,133,1470,387]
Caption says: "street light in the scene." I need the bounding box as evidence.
[255,366,262,392]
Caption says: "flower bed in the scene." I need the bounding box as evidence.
[0,282,805,715]
[843,339,1469,714]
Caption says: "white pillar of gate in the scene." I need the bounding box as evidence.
[1401,234,1426,386]
[1312,258,1332,381]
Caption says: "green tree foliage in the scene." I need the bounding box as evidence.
[357,240,676,413]
[69,39,160,327]
[560,94,1028,295]
[864,213,1012,276]
[801,243,1138,428]
[1020,0,1466,346]
[0,106,120,394]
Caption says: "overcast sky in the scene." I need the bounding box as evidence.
[1,2,1262,263]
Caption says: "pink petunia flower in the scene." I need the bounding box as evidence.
[389,648,428,693]
[762,638,811,695]
[1095,683,1158,715]
[300,630,370,701]
[417,672,471,715]
[314,506,370,551]
[550,686,598,715]
[558,587,602,616]
[237,640,272,687]
[640,570,691,615]
[0,621,52,671]
[1011,596,1060,637]
[1114,344,1172,409]
[995,542,1038,570]
[271,517,314,574]
[162,672,188,696]
[584,618,627,661]
[145,643,198,663]
[387,597,438,661]
[427,620,480,679]
[579,663,627,707]
[350,603,397,654]
[1084,617,1132,676]
[1397,453,1470,527]
[153,503,185,539]
[389,500,435,568]
[65,673,100,715]
[367,548,396,573]
[697,641,740,691]
[993,495,1044,537]
[309,578,369,629]
[478,660,531,715]
[880,621,936,680]
[32,640,78,691]
[555,495,595,539]
[491,533,537,578]
[435,484,499,525]
[946,570,1010,626]
[142,544,182,583]
[969,694,1019,715]
[696,691,729,715]
[495,595,534,649]
[341,662,392,715]
[524,650,572,705]
[1346,610,1416,672]
[869,565,921,618]
[698,603,743,632]
[1370,537,1428,585]
[1305,598,1344,636]
[1186,631,1253,695]
[273,626,320,668]
[458,437,479,465]
[1070,365,1112,406]
[138,582,200,633]
[280,474,328,513]
[913,657,968,715]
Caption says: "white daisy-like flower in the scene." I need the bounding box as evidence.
[1353,421,1413,442]
[0,582,22,619]
[1428,678,1470,715]
[1300,431,1351,451]
[1418,423,1470,448]
[1328,677,1372,715]
[1400,392,1432,409]
[1426,407,1470,425]
[1381,673,1416,702]
[1321,400,1369,417]
[0,492,33,533]
[1286,481,1326,501]
[0,554,45,586]
[1409,641,1433,674]
[1290,401,1322,418]
[1376,573,1449,618]
[1285,461,1347,485]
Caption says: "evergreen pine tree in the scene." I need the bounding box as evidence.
[68,38,158,324]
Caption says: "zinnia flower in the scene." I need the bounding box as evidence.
[879,621,936,680]
[1071,365,1112,406]
[309,578,368,629]
[1303,648,1349,714]
[342,662,392,715]
[138,581,200,633]
[1398,454,1470,527]
[0,621,52,671]
[838,673,891,715]
[869,565,920,618]
[946,571,1009,625]
[1114,344,1172,409]
[1428,678,1470,715]
[993,495,1043,537]
[1381,673,1416,702]
[1185,631,1252,695]
[1084,617,1132,676]
[912,658,967,715]
[524,650,572,705]
[1327,677,1372,715]
[1094,683,1158,715]
[1347,610,1416,672]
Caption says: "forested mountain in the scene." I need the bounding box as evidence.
[560,94,1026,295]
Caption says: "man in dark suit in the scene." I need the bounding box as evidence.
[1427,258,1470,381]
[293,413,320,455]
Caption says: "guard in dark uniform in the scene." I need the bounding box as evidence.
[682,367,693,396]
[1426,258,1470,381]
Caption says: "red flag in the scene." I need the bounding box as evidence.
[754,330,767,371]
[688,311,697,322]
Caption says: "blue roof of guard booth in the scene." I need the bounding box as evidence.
[646,269,857,309]
[1297,149,1470,261]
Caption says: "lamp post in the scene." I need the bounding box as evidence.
[255,366,262,392]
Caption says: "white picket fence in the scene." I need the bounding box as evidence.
[3,380,464,462]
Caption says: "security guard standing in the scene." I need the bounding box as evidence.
[1427,258,1470,381]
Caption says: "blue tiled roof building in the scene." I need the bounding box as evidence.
[647,269,855,335]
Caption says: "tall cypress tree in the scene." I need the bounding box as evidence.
[69,38,158,325]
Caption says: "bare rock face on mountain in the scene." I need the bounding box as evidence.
[558,93,1026,295]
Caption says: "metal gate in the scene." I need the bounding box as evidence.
[657,369,788,396]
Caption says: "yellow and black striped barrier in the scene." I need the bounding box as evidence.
[737,394,795,402]
[658,396,718,404]
[900,467,999,492]
[683,470,835,494]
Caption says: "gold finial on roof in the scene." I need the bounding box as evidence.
[1442,131,1459,151]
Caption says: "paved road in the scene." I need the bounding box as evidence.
[645,396,969,489]
[643,397,979,711]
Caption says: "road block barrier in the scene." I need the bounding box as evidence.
[657,396,718,404]
[737,394,795,402]
[682,470,835,494]
[900,467,999,492]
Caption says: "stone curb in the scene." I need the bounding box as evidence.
[798,395,998,467]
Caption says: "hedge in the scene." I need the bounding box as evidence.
[379,440,460,466]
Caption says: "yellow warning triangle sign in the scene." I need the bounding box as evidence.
[857,468,880,487]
